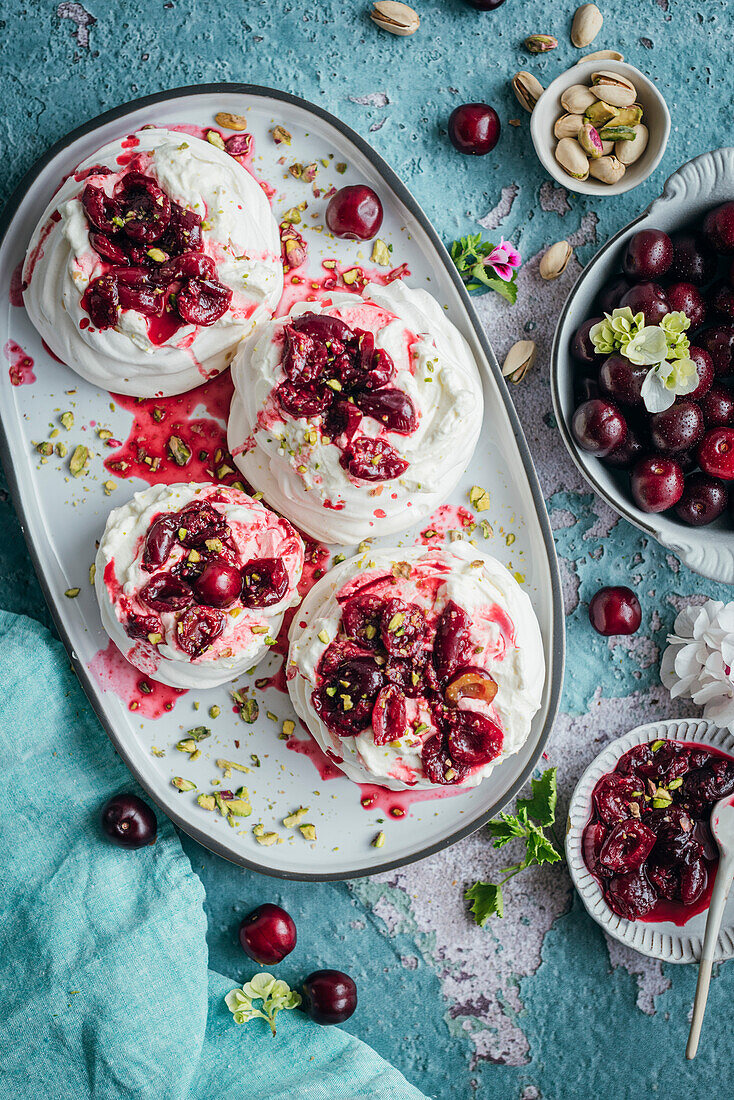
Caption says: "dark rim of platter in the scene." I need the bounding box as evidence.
[0,82,565,881]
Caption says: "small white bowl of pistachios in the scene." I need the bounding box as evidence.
[530,59,670,196]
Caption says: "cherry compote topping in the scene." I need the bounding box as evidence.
[79,169,232,334]
[275,313,415,483]
[583,740,734,920]
[315,588,501,784]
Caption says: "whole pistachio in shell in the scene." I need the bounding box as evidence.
[370,0,420,36]
[502,340,537,383]
[554,113,584,139]
[590,71,638,108]
[571,4,603,48]
[555,137,590,180]
[616,123,649,165]
[578,122,604,159]
[561,84,597,114]
[512,71,544,113]
[539,241,573,280]
[577,49,624,63]
[589,155,626,184]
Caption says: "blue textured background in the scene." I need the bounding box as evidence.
[2,2,733,1096]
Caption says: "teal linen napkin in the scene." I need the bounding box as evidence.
[0,609,429,1100]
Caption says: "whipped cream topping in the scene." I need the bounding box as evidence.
[227,281,484,544]
[23,127,283,396]
[286,542,545,790]
[95,483,304,690]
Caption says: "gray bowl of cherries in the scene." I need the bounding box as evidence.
[551,148,734,584]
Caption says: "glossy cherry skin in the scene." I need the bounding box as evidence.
[572,399,627,457]
[675,473,728,526]
[448,103,501,155]
[666,282,707,329]
[697,427,734,480]
[649,401,704,455]
[463,0,506,6]
[571,316,603,366]
[101,793,157,849]
[670,230,718,286]
[698,325,734,376]
[687,346,714,400]
[192,562,243,608]
[631,456,685,513]
[325,185,383,241]
[301,969,358,1025]
[699,382,734,427]
[703,201,734,254]
[602,424,647,470]
[597,275,631,315]
[619,282,670,326]
[598,354,647,407]
[588,586,642,636]
[622,229,673,281]
[238,903,297,965]
[708,281,734,321]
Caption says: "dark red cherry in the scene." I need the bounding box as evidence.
[83,274,119,329]
[325,185,383,241]
[602,423,647,469]
[421,733,469,785]
[240,557,289,607]
[583,821,607,877]
[89,231,128,264]
[675,473,728,526]
[101,792,157,849]
[342,593,384,649]
[82,184,121,234]
[355,388,418,434]
[177,278,232,326]
[592,773,645,824]
[703,201,734,254]
[649,401,704,455]
[448,103,501,155]
[433,600,471,681]
[142,513,179,570]
[463,0,506,7]
[666,282,706,329]
[140,572,194,612]
[301,970,357,1025]
[124,611,163,641]
[176,605,225,658]
[697,427,734,480]
[277,381,332,418]
[340,437,409,481]
[708,280,734,321]
[680,858,708,907]
[445,711,503,767]
[623,229,673,281]
[619,281,670,325]
[314,657,384,735]
[688,346,714,400]
[698,325,734,376]
[605,868,658,920]
[379,599,426,660]
[371,684,408,746]
[290,311,354,344]
[682,760,734,814]
[192,562,243,608]
[631,456,684,512]
[178,500,228,546]
[156,252,216,285]
[282,327,326,385]
[571,317,604,366]
[572,399,627,457]
[117,172,171,243]
[158,202,203,255]
[598,354,647,407]
[699,382,734,427]
[319,639,374,680]
[647,862,679,902]
[597,275,631,315]
[599,819,656,874]
[238,903,296,965]
[588,586,641,636]
[117,281,164,317]
[363,347,395,390]
[670,231,718,285]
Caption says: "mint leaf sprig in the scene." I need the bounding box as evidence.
[225,972,302,1036]
[466,767,561,926]
[450,233,519,304]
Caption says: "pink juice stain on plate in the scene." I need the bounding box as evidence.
[358,782,467,819]
[4,340,36,386]
[9,261,24,307]
[89,640,186,718]
[286,733,344,781]
[419,503,474,543]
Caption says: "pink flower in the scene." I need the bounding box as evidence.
[484,238,521,282]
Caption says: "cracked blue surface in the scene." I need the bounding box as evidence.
[2,2,733,1097]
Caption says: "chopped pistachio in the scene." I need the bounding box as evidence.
[60,411,74,430]
[197,794,216,811]
[668,777,683,790]
[480,520,493,538]
[213,791,230,817]
[251,625,268,634]
[317,629,330,644]
[89,563,96,585]
[64,587,80,598]
[36,441,53,457]
[69,445,89,478]
[299,824,317,841]
[282,719,295,738]
[254,828,281,846]
[176,738,198,753]
[335,162,347,174]
[272,125,292,145]
[216,758,251,778]
[341,268,361,285]
[146,247,167,263]
[167,435,192,467]
[372,830,386,849]
[371,239,391,266]
[186,726,212,742]
[172,776,197,792]
[209,704,221,719]
[505,532,516,546]
[224,796,252,817]
[235,695,259,723]
[97,428,113,440]
[281,207,301,225]
[204,538,223,553]
[283,806,309,828]
[55,442,68,458]
[206,129,226,150]
[469,484,490,512]
[651,740,666,752]
[103,480,116,496]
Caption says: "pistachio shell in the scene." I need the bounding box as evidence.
[588,155,626,184]
[571,3,603,48]
[601,139,615,155]
[502,340,537,382]
[555,137,590,180]
[512,71,544,112]
[370,0,420,36]
[561,83,597,114]
[554,113,584,139]
[616,123,649,165]
[590,71,638,108]
[576,49,624,64]
[539,242,573,281]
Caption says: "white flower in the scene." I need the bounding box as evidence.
[660,600,734,730]
[625,325,668,366]
[640,356,699,413]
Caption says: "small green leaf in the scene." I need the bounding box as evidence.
[524,822,561,867]
[487,813,527,847]
[516,767,557,827]
[466,881,504,925]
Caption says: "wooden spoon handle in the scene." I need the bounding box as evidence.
[686,852,734,1060]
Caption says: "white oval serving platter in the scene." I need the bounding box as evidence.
[0,84,564,879]
[551,147,734,585]
[567,717,734,963]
